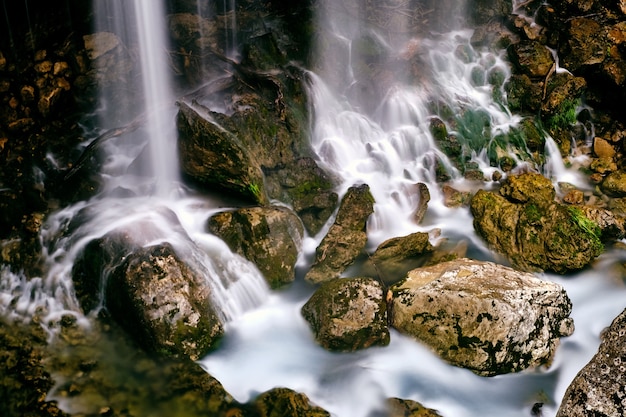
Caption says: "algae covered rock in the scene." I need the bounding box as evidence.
[390,258,574,376]
[208,206,303,288]
[557,307,626,417]
[301,277,389,352]
[176,101,268,204]
[470,173,604,273]
[106,243,224,360]
[386,397,443,417]
[304,184,375,284]
[254,387,330,417]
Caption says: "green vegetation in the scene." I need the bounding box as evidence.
[566,206,604,254]
[546,98,580,131]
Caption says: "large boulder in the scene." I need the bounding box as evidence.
[301,277,389,352]
[304,184,375,284]
[207,206,304,288]
[557,308,626,416]
[105,242,224,360]
[176,101,268,204]
[390,258,574,376]
[470,173,604,273]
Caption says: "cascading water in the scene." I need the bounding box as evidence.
[204,2,626,417]
[2,1,626,417]
[0,0,268,337]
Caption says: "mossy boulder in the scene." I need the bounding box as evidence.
[470,173,604,273]
[507,40,555,79]
[386,398,443,417]
[301,277,389,352]
[176,101,268,204]
[253,387,330,417]
[207,206,304,288]
[0,319,68,417]
[601,170,626,197]
[264,157,338,235]
[304,184,375,284]
[390,258,574,376]
[106,243,224,360]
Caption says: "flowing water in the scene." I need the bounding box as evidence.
[1,0,626,416]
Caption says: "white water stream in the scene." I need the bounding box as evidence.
[1,1,626,416]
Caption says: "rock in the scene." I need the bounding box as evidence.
[601,170,626,197]
[471,174,604,273]
[368,232,434,283]
[499,172,555,203]
[304,184,375,284]
[386,398,443,417]
[301,277,389,352]
[442,184,471,207]
[593,136,616,158]
[559,18,606,73]
[578,205,626,241]
[83,31,134,87]
[0,319,69,417]
[468,0,513,25]
[541,72,586,119]
[254,387,330,417]
[265,157,338,235]
[390,258,574,376]
[176,101,268,204]
[207,206,304,288]
[105,243,224,360]
[507,40,555,78]
[413,182,430,223]
[557,308,626,416]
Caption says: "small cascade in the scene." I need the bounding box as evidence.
[308,11,522,246]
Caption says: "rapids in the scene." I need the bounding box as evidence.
[1,1,625,416]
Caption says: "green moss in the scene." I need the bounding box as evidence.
[546,98,580,131]
[567,206,604,254]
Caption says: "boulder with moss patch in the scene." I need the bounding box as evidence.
[390,258,574,376]
[301,277,389,352]
[304,184,375,284]
[470,173,604,273]
[208,206,303,288]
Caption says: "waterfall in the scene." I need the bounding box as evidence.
[0,0,269,334]
[3,1,626,417]
[133,0,179,196]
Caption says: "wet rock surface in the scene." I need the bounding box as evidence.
[105,242,224,360]
[301,277,389,352]
[305,184,375,284]
[470,173,605,273]
[557,308,626,417]
[208,206,304,288]
[390,258,574,376]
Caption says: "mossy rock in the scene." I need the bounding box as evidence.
[177,101,268,205]
[301,277,389,352]
[304,184,375,283]
[208,206,303,289]
[253,387,330,417]
[471,184,604,273]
